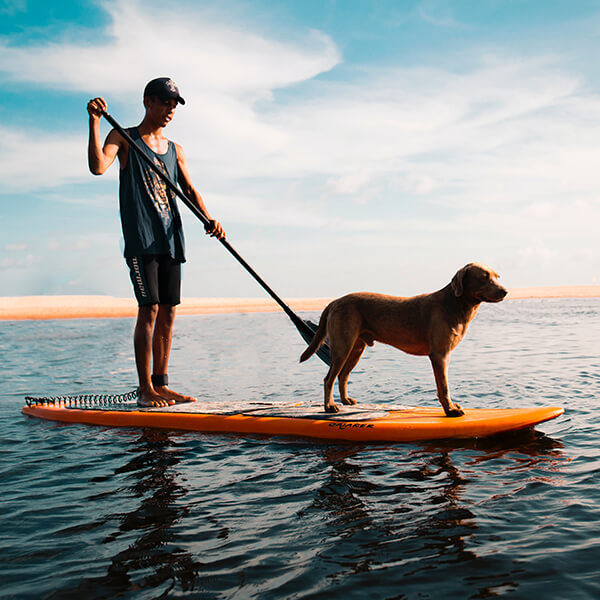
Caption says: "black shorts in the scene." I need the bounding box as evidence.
[126,255,181,306]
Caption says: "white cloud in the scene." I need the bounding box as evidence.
[0,126,93,192]
[0,0,339,97]
[0,0,339,192]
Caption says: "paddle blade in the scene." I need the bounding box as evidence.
[295,318,331,366]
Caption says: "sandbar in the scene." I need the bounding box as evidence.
[0,287,598,321]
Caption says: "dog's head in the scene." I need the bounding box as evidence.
[451,263,507,303]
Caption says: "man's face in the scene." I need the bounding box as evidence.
[145,96,178,127]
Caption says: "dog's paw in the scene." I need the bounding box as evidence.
[341,397,357,406]
[445,403,464,418]
[325,403,340,413]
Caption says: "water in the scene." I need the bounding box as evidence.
[1,298,599,599]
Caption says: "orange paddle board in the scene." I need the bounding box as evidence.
[22,400,564,443]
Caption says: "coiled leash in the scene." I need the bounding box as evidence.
[25,389,139,408]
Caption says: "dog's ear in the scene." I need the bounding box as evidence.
[451,265,469,297]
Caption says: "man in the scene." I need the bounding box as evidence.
[87,77,224,408]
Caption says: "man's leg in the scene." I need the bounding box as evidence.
[134,304,173,407]
[151,303,197,403]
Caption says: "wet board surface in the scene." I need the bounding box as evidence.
[22,400,564,443]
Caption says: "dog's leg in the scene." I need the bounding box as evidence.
[324,349,350,412]
[338,339,366,405]
[429,353,464,417]
[323,362,343,413]
[323,337,358,413]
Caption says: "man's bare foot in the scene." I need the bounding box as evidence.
[137,389,175,408]
[154,386,197,404]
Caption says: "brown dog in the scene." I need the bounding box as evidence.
[300,263,507,416]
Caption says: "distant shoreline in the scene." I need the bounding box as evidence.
[1,287,599,321]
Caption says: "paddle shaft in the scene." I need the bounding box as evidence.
[101,111,306,327]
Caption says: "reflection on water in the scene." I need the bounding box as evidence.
[1,299,599,598]
[297,429,568,599]
[46,430,202,599]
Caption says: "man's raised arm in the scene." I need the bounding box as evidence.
[87,97,123,175]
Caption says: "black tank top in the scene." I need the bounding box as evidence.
[119,128,185,262]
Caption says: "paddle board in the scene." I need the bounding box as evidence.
[22,399,563,443]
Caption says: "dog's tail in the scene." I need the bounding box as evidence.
[299,305,330,363]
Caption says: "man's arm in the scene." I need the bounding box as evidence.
[175,143,225,239]
[87,97,125,175]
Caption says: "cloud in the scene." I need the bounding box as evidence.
[0,0,340,192]
[258,58,581,177]
[0,125,94,192]
[0,0,339,98]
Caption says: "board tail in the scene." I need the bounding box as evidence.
[299,305,329,363]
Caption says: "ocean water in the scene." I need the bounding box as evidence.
[1,298,599,599]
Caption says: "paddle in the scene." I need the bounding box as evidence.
[101,110,331,365]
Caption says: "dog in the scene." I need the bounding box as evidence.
[300,263,507,416]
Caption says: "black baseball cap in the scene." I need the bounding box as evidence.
[143,77,185,105]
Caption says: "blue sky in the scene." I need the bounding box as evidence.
[1,0,599,299]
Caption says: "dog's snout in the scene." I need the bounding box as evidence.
[490,284,508,302]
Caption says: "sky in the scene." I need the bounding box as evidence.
[1,0,599,299]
